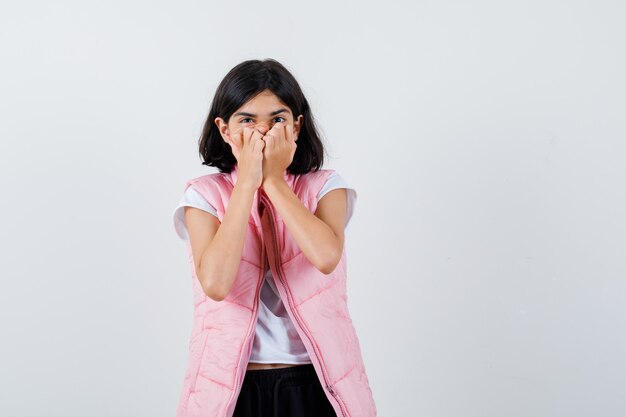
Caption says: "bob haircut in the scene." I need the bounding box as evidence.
[198,58,326,175]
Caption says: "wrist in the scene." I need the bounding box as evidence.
[234,180,258,196]
[262,174,286,193]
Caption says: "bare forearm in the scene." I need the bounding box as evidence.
[263,177,341,273]
[200,182,256,298]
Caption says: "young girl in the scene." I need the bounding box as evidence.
[172,59,377,417]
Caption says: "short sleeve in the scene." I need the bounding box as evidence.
[317,171,357,228]
[172,186,219,241]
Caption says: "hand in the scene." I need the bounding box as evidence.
[261,122,297,186]
[225,126,266,190]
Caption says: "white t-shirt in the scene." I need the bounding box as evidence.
[172,171,357,364]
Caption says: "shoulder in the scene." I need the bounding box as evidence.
[185,172,229,190]
[182,172,233,199]
[290,169,335,201]
[297,168,336,187]
[316,170,354,197]
[315,170,357,228]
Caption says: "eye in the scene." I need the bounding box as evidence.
[239,116,286,124]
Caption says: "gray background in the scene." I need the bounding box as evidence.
[1,1,625,416]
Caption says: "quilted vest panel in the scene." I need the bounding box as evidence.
[174,164,377,417]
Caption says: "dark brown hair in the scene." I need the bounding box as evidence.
[198,59,326,174]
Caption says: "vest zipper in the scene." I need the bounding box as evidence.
[260,194,349,417]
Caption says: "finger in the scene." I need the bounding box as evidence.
[264,134,275,151]
[276,122,288,142]
[284,123,295,143]
[285,123,296,143]
[267,122,283,142]
[254,136,265,153]
[251,135,265,153]
[230,128,242,149]
[225,133,238,155]
[248,127,261,148]
[242,127,252,146]
[240,129,245,148]
[251,128,264,143]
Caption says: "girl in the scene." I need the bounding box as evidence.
[172,59,377,417]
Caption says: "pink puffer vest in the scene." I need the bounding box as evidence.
[174,164,377,417]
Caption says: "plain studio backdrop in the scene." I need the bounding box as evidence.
[1,1,625,416]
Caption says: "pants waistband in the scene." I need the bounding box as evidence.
[243,364,319,389]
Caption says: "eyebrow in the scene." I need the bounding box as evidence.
[233,108,290,118]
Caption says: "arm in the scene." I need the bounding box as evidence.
[262,176,347,274]
[185,182,257,301]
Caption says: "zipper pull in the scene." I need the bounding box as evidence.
[326,384,335,394]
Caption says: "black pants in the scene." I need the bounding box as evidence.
[232,363,337,417]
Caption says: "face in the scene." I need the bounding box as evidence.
[215,89,303,143]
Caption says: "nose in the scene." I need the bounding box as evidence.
[255,123,270,135]
[256,123,270,134]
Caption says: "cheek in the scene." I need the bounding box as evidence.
[229,125,243,137]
